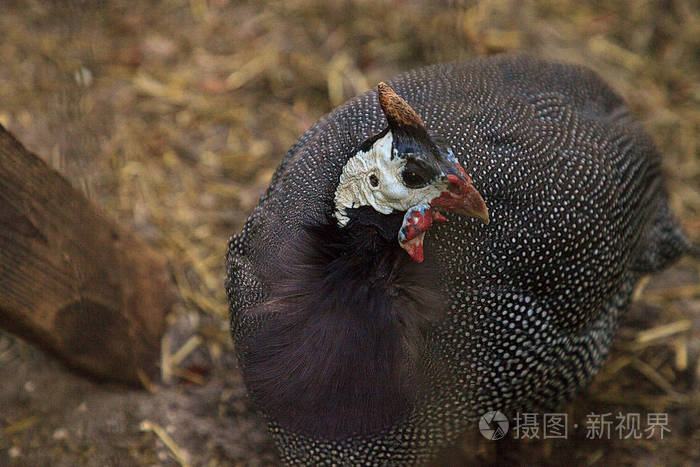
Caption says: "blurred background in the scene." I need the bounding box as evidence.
[0,0,698,465]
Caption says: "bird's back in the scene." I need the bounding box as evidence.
[226,55,689,464]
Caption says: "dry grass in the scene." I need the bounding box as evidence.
[0,0,698,464]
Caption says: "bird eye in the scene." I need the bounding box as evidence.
[402,169,427,188]
[401,157,436,188]
[369,174,379,187]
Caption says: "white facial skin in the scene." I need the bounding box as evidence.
[333,131,446,226]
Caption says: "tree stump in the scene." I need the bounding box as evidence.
[0,125,173,386]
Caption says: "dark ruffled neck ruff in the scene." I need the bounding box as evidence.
[237,209,444,440]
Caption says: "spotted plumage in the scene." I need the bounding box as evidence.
[226,55,690,465]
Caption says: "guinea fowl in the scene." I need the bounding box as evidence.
[225,55,690,464]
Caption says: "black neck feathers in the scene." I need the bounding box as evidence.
[238,210,443,440]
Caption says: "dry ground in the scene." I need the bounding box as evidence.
[0,1,698,465]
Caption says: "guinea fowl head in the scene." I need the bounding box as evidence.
[238,83,490,443]
[334,82,489,262]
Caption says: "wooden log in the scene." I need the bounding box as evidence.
[0,125,173,386]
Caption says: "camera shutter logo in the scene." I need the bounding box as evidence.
[479,411,509,440]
